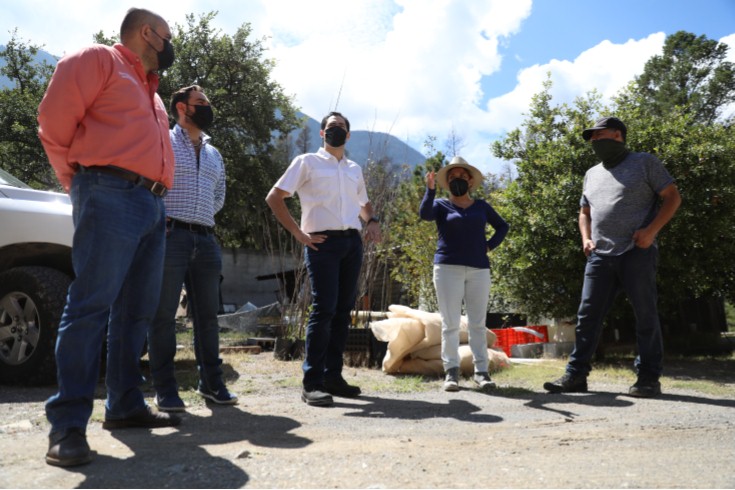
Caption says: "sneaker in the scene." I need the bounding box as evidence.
[102,406,181,430]
[301,386,334,407]
[324,377,361,398]
[472,372,496,390]
[443,367,460,392]
[154,393,187,413]
[45,428,92,467]
[196,385,238,405]
[543,372,588,393]
[628,377,662,398]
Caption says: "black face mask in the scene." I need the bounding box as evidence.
[324,126,348,147]
[187,104,214,130]
[591,139,629,169]
[449,178,469,197]
[147,29,175,71]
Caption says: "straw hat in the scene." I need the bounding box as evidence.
[436,156,484,191]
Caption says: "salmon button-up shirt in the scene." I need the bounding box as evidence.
[38,43,174,191]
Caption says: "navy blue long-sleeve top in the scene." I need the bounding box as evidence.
[419,187,509,269]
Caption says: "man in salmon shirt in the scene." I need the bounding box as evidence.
[37,8,180,467]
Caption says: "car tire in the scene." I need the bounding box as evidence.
[0,266,71,385]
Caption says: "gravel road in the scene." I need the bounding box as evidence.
[1,355,734,489]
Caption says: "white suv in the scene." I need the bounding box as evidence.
[0,168,73,384]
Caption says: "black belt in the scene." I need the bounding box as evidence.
[167,218,213,234]
[79,165,168,197]
[313,229,359,237]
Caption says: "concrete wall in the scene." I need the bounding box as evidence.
[220,248,299,309]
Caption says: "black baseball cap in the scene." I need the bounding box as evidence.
[582,116,627,141]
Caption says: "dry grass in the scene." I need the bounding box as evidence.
[99,328,734,417]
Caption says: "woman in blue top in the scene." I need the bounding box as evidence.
[420,156,509,391]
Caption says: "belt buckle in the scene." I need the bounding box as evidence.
[149,181,168,197]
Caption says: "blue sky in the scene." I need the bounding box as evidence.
[2,0,734,174]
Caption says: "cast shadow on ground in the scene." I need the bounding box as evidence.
[62,406,311,488]
[335,395,503,423]
[478,386,635,420]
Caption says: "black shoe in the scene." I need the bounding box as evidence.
[46,428,92,467]
[472,372,497,390]
[301,386,334,406]
[102,405,182,430]
[324,377,362,398]
[629,377,662,398]
[543,372,588,393]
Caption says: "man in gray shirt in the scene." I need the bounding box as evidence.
[544,116,681,398]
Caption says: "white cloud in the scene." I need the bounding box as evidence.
[720,33,735,120]
[483,33,666,136]
[261,0,532,170]
[3,1,733,176]
[722,33,735,61]
[448,33,665,174]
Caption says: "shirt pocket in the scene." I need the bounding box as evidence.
[309,169,340,198]
[342,167,361,197]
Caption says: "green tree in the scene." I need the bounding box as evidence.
[491,78,604,319]
[614,36,735,325]
[0,31,56,188]
[634,31,735,124]
[384,154,442,309]
[155,12,300,249]
[492,32,735,339]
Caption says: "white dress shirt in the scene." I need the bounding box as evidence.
[274,147,369,234]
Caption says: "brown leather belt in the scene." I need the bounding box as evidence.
[79,165,168,197]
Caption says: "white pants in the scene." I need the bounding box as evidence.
[433,264,491,373]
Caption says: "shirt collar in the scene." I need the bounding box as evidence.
[317,146,345,164]
[174,124,211,146]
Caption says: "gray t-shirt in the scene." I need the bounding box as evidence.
[580,151,674,256]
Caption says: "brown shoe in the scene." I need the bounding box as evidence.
[46,428,92,467]
[102,405,181,430]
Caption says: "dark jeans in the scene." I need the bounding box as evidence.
[302,232,363,389]
[46,171,166,431]
[568,246,663,379]
[148,227,224,396]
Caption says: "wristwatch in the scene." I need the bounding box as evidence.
[367,216,379,225]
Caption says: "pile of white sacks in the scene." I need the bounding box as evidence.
[369,305,510,376]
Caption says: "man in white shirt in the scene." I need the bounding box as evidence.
[266,111,382,406]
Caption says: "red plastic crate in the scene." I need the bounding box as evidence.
[491,325,548,357]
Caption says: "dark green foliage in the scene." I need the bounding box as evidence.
[492,31,735,328]
[0,31,56,188]
[157,13,300,249]
[634,31,735,124]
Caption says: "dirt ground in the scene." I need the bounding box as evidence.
[1,353,734,489]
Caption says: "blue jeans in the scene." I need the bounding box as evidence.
[148,227,224,396]
[46,171,166,432]
[568,246,663,379]
[302,232,363,388]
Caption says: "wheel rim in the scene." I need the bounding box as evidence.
[0,291,41,366]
